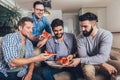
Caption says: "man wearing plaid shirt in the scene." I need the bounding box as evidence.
[0,17,53,80]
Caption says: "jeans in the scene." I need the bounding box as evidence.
[31,73,43,80]
[41,64,83,80]
[0,72,22,80]
[0,72,43,80]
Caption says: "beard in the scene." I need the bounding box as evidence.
[55,33,64,39]
[83,26,93,37]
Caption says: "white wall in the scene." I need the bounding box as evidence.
[47,10,62,23]
[79,7,107,29]
[112,33,120,49]
[107,0,120,32]
[107,0,120,49]
[62,13,79,35]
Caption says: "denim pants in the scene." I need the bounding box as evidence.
[41,64,83,80]
[0,72,22,80]
[0,72,43,80]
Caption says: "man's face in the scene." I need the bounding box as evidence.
[53,26,64,39]
[19,21,33,38]
[33,4,44,19]
[80,20,93,37]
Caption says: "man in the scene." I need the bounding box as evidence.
[41,18,83,80]
[68,12,120,80]
[0,17,53,80]
[28,1,52,48]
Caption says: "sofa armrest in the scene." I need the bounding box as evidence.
[110,51,120,60]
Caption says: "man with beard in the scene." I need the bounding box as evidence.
[68,12,120,80]
[0,17,54,80]
[28,1,52,48]
[41,18,83,80]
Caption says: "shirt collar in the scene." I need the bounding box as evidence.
[32,13,43,21]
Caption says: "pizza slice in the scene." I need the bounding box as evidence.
[42,31,51,38]
[57,55,73,65]
[58,57,69,65]
[44,51,56,55]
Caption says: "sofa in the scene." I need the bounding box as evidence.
[0,37,120,80]
[53,49,120,80]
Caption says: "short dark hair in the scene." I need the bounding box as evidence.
[33,1,44,8]
[17,17,33,28]
[51,18,64,29]
[79,12,98,22]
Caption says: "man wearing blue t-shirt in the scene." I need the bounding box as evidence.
[28,1,52,48]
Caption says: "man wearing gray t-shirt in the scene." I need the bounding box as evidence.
[68,12,120,80]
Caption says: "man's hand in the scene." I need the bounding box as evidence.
[37,38,48,48]
[67,58,80,67]
[34,53,55,62]
[67,55,74,60]
[101,63,117,75]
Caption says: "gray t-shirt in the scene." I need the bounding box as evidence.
[77,28,113,65]
[54,40,68,58]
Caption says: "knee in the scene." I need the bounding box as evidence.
[82,65,95,77]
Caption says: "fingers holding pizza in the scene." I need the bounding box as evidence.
[41,31,51,38]
[44,51,56,56]
[57,55,74,65]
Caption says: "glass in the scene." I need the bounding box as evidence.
[35,8,44,12]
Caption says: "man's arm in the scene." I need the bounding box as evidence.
[23,63,34,80]
[100,63,117,74]
[46,38,55,60]
[44,17,52,34]
[28,33,39,41]
[9,53,53,67]
[37,38,48,48]
[27,63,34,76]
[72,34,78,57]
[2,35,53,67]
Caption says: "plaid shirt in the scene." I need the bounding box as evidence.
[0,31,34,77]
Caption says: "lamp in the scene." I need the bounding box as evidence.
[42,0,51,16]
[44,9,50,16]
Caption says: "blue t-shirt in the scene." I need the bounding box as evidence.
[29,13,52,37]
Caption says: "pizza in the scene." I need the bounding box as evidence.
[58,57,69,65]
[44,51,55,55]
[42,31,51,38]
[57,55,73,65]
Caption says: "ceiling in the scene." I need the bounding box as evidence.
[14,0,111,13]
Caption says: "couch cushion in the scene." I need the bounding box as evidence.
[110,50,120,60]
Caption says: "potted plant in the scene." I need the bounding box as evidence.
[0,5,21,36]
